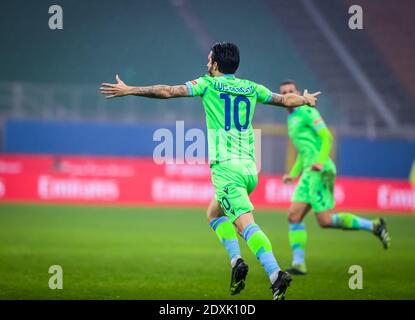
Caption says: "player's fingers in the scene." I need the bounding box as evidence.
[116,74,125,85]
[100,87,115,92]
[101,83,116,88]
[304,89,308,95]
[105,94,116,99]
[311,91,321,97]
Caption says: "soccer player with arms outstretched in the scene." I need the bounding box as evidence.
[278,80,391,276]
[100,43,320,299]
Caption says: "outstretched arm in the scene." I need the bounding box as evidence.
[267,90,321,108]
[100,75,190,99]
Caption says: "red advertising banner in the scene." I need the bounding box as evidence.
[0,154,413,213]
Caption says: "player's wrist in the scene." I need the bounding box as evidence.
[124,86,134,96]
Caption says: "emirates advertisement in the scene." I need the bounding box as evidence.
[0,154,413,213]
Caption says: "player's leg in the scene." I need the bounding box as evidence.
[312,169,374,231]
[234,212,280,283]
[286,172,312,275]
[311,170,391,249]
[207,198,242,267]
[213,162,291,299]
[316,210,372,231]
[207,198,248,295]
[233,212,291,300]
[286,202,311,275]
[210,165,251,295]
[316,211,390,249]
[232,163,282,286]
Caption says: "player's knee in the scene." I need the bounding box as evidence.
[235,220,247,235]
[234,212,255,235]
[206,200,222,221]
[317,212,332,228]
[288,210,302,224]
[318,221,331,228]
[206,207,218,221]
[235,224,244,235]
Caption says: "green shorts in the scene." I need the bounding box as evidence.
[211,161,258,223]
[292,167,336,213]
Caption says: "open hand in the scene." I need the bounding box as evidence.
[311,163,323,171]
[100,74,131,99]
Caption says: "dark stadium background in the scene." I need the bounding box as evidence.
[0,0,414,300]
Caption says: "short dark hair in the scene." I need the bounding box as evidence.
[279,79,298,90]
[211,42,240,74]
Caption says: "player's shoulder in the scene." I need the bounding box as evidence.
[191,74,213,86]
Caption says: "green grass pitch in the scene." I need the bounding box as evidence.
[0,203,414,300]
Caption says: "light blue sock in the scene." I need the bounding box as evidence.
[210,216,241,266]
[242,224,280,283]
[331,213,374,231]
[289,223,307,266]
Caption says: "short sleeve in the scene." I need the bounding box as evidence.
[255,84,273,104]
[305,107,327,132]
[185,75,209,97]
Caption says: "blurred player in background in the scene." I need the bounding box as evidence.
[279,80,391,276]
[100,42,321,299]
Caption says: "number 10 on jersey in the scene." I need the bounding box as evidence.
[220,93,251,131]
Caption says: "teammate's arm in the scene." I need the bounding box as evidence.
[100,75,190,99]
[312,127,333,171]
[283,154,303,184]
[306,108,333,171]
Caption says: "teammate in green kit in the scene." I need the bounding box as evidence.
[278,80,391,276]
[100,42,320,300]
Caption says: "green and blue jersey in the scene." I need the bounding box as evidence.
[186,74,272,164]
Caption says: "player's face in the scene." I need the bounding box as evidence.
[280,83,300,113]
[279,83,300,96]
[207,51,218,76]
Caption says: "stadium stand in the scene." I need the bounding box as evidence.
[314,0,415,129]
[345,0,415,102]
